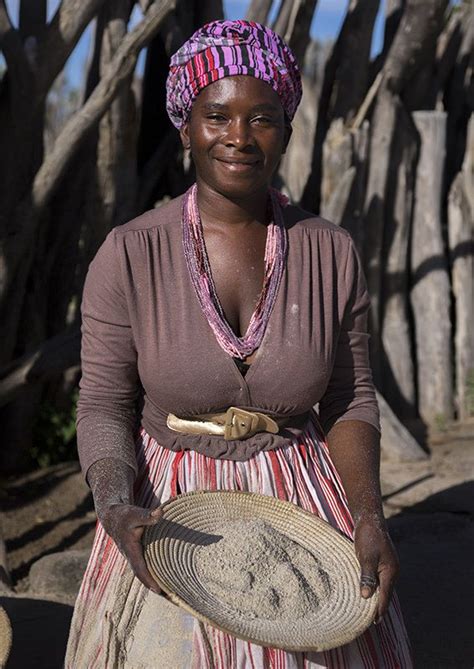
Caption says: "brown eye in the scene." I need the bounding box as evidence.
[252,116,273,125]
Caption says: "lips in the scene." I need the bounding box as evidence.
[214,157,260,171]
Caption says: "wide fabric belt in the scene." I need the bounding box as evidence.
[166,407,288,441]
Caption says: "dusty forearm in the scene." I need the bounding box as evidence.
[326,420,385,526]
[87,458,136,520]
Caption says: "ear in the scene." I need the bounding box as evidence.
[180,123,191,151]
[281,123,292,155]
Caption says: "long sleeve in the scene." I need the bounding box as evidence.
[76,230,140,480]
[318,237,380,435]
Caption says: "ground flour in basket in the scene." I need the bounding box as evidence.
[194,519,331,620]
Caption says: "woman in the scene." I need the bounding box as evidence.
[66,20,412,668]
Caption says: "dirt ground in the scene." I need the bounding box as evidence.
[1,420,473,668]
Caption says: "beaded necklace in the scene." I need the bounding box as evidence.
[182,183,288,360]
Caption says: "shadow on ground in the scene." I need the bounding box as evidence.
[2,463,474,667]
[2,463,81,512]
[389,481,474,669]
[0,596,72,669]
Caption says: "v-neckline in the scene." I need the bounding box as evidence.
[182,183,288,362]
[198,222,269,342]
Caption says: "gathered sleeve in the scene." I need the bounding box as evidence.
[76,230,140,480]
[318,237,380,435]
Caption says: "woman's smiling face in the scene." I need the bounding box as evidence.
[180,75,291,200]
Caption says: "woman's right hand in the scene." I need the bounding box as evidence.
[100,503,163,594]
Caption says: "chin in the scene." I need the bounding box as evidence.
[211,177,269,201]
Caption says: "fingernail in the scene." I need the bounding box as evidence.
[361,586,372,598]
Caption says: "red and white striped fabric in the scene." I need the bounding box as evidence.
[66,413,412,668]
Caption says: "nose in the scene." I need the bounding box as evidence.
[224,119,254,150]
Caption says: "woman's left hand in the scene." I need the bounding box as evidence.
[353,517,400,625]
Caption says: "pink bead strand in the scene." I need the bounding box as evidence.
[182,183,288,360]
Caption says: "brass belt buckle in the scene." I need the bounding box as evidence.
[224,407,279,440]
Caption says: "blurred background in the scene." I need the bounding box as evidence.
[0,0,472,469]
[0,1,472,666]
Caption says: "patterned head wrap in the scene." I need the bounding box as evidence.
[166,20,302,130]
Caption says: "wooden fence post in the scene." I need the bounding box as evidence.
[411,110,454,424]
[448,114,474,419]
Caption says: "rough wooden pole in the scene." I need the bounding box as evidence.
[245,0,273,24]
[380,105,417,418]
[377,391,427,462]
[363,91,399,383]
[319,118,369,252]
[287,0,319,66]
[361,0,448,386]
[301,0,379,214]
[96,0,138,234]
[411,110,454,424]
[448,114,474,420]
[320,119,353,220]
[278,76,318,202]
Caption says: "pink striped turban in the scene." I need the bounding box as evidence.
[166,20,302,130]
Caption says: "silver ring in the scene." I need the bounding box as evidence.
[360,575,378,588]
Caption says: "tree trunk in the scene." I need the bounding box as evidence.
[137,15,184,208]
[245,0,273,24]
[0,0,106,226]
[301,0,379,213]
[443,1,473,196]
[411,110,453,424]
[362,0,448,386]
[0,0,48,471]
[448,114,474,419]
[273,0,298,39]
[96,0,137,233]
[278,76,318,202]
[377,391,428,462]
[320,118,369,252]
[272,0,320,66]
[321,120,353,220]
[195,0,223,25]
[343,121,370,252]
[46,11,103,330]
[363,91,399,383]
[433,5,464,106]
[0,0,176,367]
[383,0,404,53]
[0,327,81,407]
[0,0,176,470]
[287,0,319,66]
[380,104,418,418]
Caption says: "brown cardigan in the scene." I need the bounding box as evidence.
[77,194,380,478]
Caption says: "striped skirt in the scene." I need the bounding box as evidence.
[66,414,412,668]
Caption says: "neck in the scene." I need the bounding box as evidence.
[195,179,269,228]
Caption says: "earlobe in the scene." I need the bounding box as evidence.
[282,124,292,155]
[180,124,191,151]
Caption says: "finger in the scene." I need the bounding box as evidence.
[126,540,162,594]
[128,507,162,529]
[150,506,163,519]
[358,554,379,599]
[376,566,397,623]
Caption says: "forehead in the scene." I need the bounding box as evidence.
[193,75,283,112]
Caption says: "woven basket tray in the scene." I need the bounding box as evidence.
[143,490,378,651]
[0,607,12,668]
